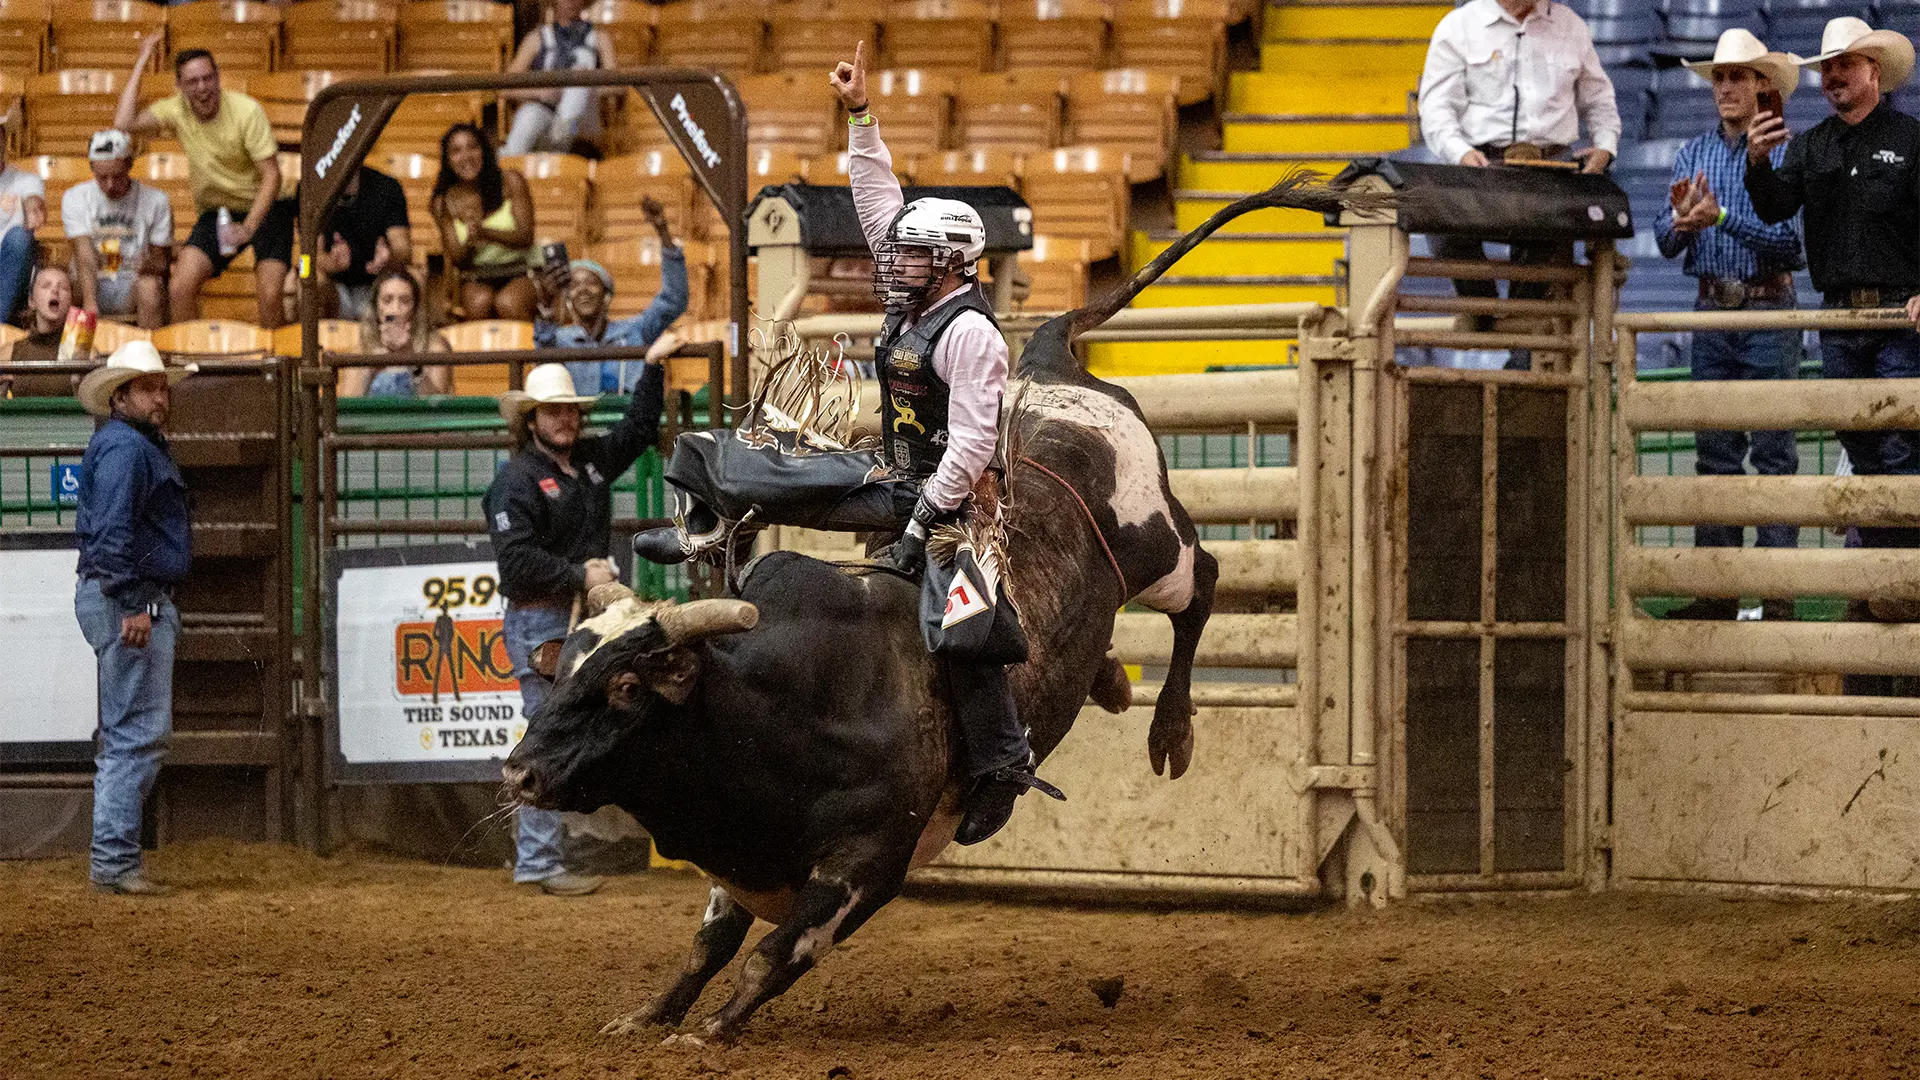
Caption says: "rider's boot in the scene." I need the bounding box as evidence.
[947,663,1064,846]
[632,527,694,565]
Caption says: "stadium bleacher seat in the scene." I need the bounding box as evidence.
[503,152,594,247]
[915,146,1021,186]
[442,319,533,395]
[593,150,697,243]
[1110,0,1229,106]
[397,0,513,73]
[271,319,362,359]
[152,319,274,359]
[766,0,878,75]
[581,0,652,69]
[864,70,955,158]
[370,90,490,159]
[997,0,1110,73]
[953,72,1066,152]
[93,319,149,355]
[166,0,282,78]
[1010,233,1090,311]
[0,0,48,76]
[1020,145,1131,261]
[882,0,994,76]
[651,0,764,80]
[50,1,165,74]
[253,70,344,149]
[281,0,398,74]
[739,72,843,157]
[1064,69,1177,180]
[28,70,177,158]
[379,150,440,257]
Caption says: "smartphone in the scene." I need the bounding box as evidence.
[1757,88,1783,120]
[542,241,570,272]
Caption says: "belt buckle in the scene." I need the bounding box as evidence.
[1716,281,1748,308]
[1857,287,1882,308]
[1502,142,1543,163]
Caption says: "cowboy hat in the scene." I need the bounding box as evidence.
[497,362,598,422]
[77,340,196,417]
[1683,28,1801,97]
[1797,17,1914,91]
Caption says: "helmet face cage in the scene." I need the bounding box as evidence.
[871,240,963,313]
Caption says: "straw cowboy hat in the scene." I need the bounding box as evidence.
[77,340,196,417]
[1683,28,1801,97]
[497,362,598,422]
[1797,17,1915,91]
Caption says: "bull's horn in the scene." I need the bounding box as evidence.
[655,599,759,644]
[586,582,635,616]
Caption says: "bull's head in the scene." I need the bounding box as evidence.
[502,583,758,812]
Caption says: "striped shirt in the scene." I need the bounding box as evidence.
[1655,125,1804,281]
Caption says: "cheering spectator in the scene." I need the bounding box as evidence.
[431,123,538,321]
[63,130,172,330]
[318,166,412,322]
[0,267,76,397]
[1655,30,1806,621]
[0,129,46,324]
[338,268,451,398]
[115,32,296,328]
[534,196,687,393]
[503,0,616,156]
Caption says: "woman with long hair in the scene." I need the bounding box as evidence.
[431,122,538,321]
[337,267,451,397]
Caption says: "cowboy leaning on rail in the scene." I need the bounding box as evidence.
[484,361,664,894]
[631,41,1059,846]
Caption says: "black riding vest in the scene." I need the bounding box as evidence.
[876,286,999,478]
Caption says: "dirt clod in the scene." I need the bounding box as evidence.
[1087,976,1125,1009]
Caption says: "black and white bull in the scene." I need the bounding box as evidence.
[502,173,1380,1042]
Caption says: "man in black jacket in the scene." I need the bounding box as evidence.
[484,360,663,893]
[1748,18,1920,568]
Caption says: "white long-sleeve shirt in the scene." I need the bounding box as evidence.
[1417,0,1621,167]
[846,119,1007,513]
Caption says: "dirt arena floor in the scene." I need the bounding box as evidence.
[5,841,1920,1079]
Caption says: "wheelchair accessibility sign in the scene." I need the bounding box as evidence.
[50,463,80,506]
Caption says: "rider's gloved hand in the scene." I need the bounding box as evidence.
[882,495,942,576]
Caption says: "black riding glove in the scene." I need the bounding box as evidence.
[882,495,943,576]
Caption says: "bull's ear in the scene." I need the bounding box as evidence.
[529,638,566,679]
[647,647,701,705]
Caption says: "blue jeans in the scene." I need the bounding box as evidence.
[1820,326,1920,548]
[1690,306,1801,549]
[74,577,179,884]
[503,603,573,882]
[0,225,33,324]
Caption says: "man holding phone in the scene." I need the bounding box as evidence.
[1747,17,1920,573]
[533,196,688,394]
[1655,29,1807,621]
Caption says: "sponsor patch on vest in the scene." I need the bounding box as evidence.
[889,347,922,373]
[585,463,604,485]
[538,477,562,498]
[495,510,511,531]
[942,568,990,628]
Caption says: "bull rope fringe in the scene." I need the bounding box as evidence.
[741,315,872,453]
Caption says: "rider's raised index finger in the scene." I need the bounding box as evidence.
[854,39,864,71]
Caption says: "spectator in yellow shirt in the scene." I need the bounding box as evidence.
[114,32,294,328]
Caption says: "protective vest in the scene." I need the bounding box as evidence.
[876,286,999,478]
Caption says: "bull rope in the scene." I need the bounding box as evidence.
[1018,454,1128,601]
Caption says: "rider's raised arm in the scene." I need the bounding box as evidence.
[830,41,902,254]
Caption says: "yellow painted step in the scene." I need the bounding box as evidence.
[1222,119,1410,154]
[1179,155,1355,194]
[1260,41,1429,79]
[1265,5,1449,43]
[1088,339,1296,376]
[1230,72,1413,115]
[1133,282,1340,307]
[1174,199,1348,234]
[1130,232,1346,276]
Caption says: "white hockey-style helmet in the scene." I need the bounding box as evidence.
[872,197,987,312]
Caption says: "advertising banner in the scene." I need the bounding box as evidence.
[0,537,97,762]
[330,542,533,784]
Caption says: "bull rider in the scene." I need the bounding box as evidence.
[484,360,664,894]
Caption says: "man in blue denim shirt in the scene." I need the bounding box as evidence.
[72,341,199,896]
[535,196,688,393]
[1656,30,1807,621]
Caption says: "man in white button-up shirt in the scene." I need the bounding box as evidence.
[1418,0,1621,171]
[1418,0,1622,366]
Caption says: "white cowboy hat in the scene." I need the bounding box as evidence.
[497,362,598,422]
[1682,28,1801,97]
[1797,17,1915,91]
[77,340,196,417]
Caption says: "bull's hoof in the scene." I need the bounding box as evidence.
[1148,710,1195,779]
[601,1001,681,1036]
[698,1014,745,1045]
[658,1033,708,1049]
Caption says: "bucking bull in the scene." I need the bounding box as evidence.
[502,172,1384,1042]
